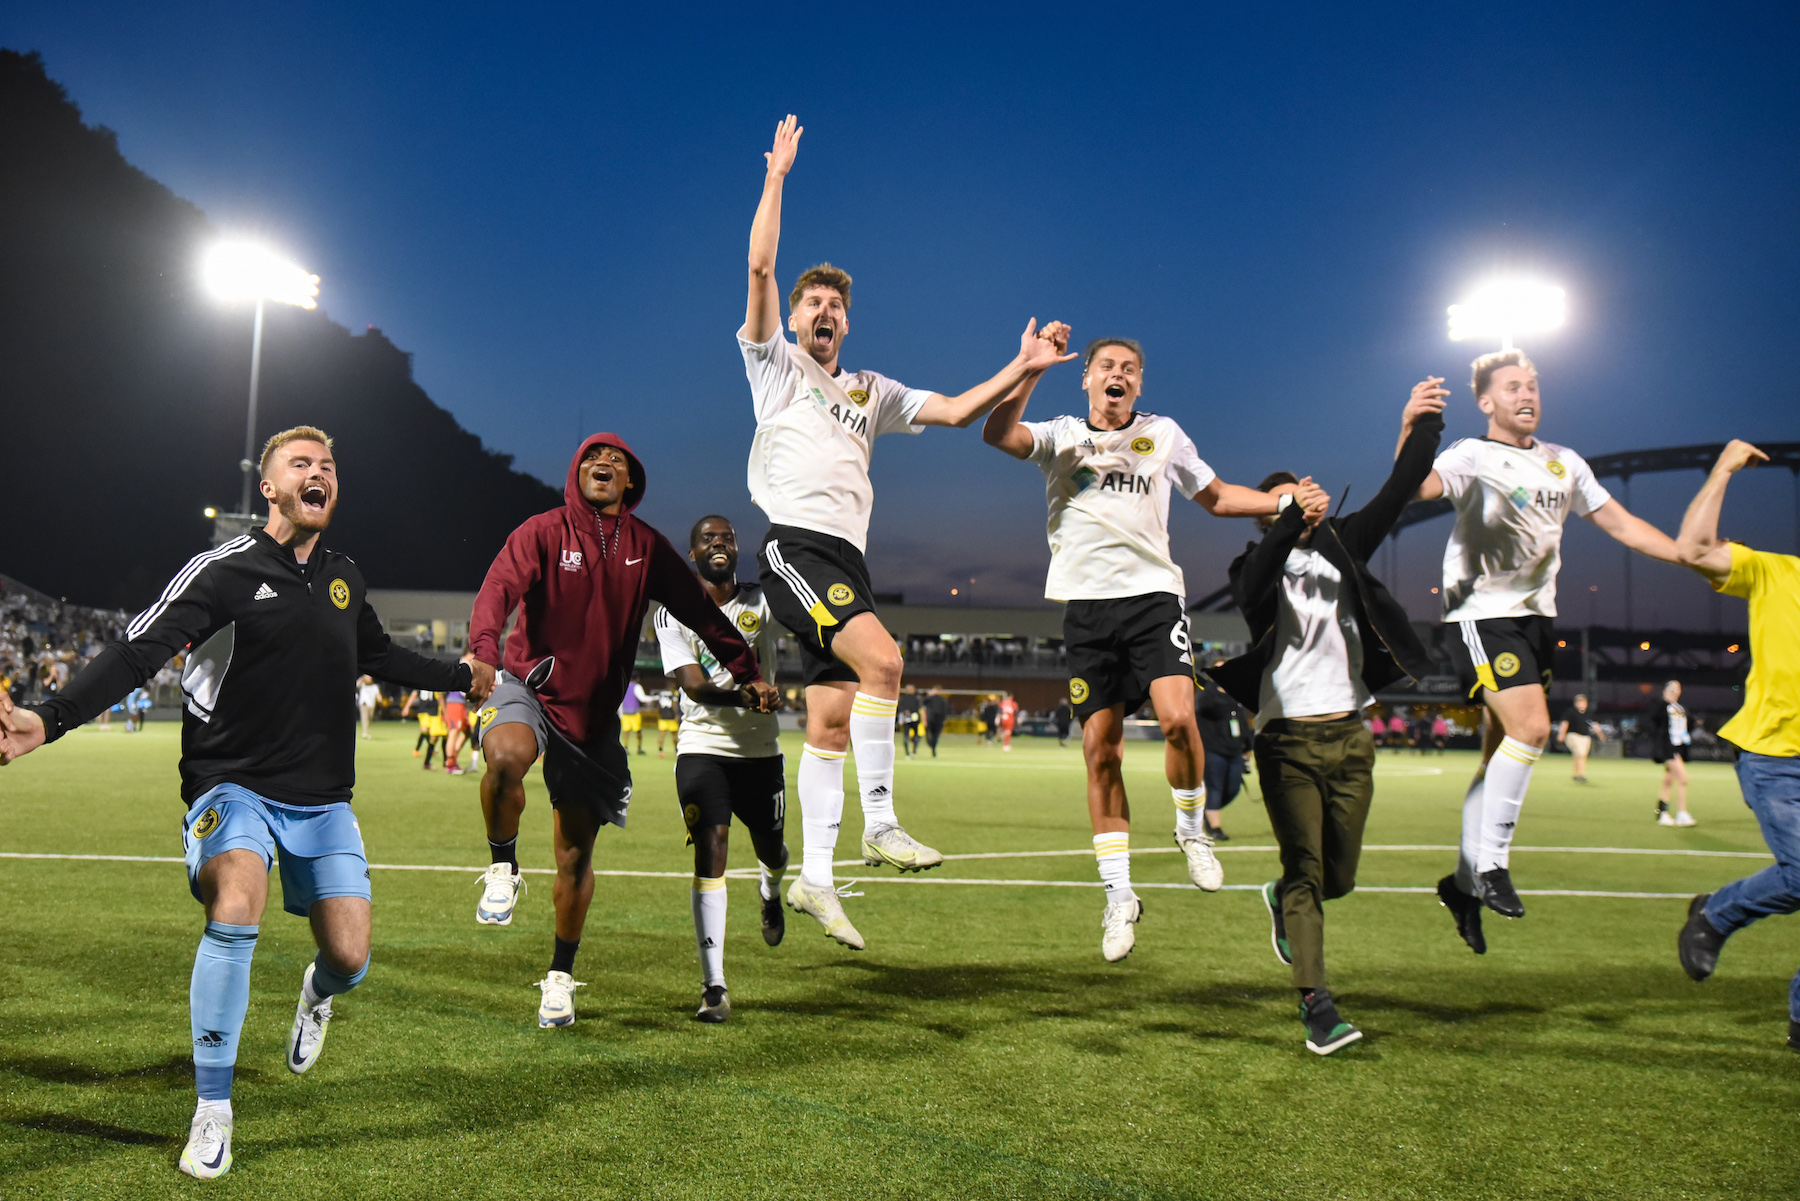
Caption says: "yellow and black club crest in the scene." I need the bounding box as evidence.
[1546,461,1567,479]
[328,578,351,609]
[847,388,870,408]
[1130,436,1155,455]
[1495,652,1521,678]
[682,803,701,830]
[476,706,498,728]
[736,610,761,634]
[191,807,222,839]
[827,583,855,607]
[1069,677,1090,704]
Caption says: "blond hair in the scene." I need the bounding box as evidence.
[789,263,852,310]
[259,426,334,477]
[1471,349,1537,400]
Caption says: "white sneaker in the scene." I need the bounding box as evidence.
[861,824,944,872]
[178,1104,233,1179]
[1101,897,1143,962]
[287,964,333,1075]
[536,970,584,1028]
[786,876,866,950]
[1674,811,1697,827]
[1174,831,1224,891]
[476,862,526,926]
[1658,810,1678,826]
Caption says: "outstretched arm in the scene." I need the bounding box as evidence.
[1584,499,1680,564]
[745,115,802,346]
[981,322,1069,456]
[1337,378,1447,557]
[1196,478,1300,519]
[914,319,1075,428]
[1675,440,1769,583]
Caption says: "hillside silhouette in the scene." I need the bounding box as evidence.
[0,50,560,608]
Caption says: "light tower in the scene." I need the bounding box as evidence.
[1446,279,1566,352]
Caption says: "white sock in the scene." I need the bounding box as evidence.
[1455,772,1484,894]
[1172,785,1206,839]
[195,1098,232,1119]
[1094,832,1134,905]
[798,744,846,888]
[850,693,899,833]
[758,850,787,902]
[691,876,726,987]
[1479,737,1543,871]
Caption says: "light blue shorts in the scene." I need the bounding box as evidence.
[182,783,372,917]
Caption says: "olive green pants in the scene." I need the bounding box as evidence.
[1254,717,1376,990]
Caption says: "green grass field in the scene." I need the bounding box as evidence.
[2,723,1796,1199]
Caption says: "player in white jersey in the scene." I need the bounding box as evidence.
[740,114,1074,949]
[654,516,788,1023]
[984,335,1298,962]
[1420,350,1679,950]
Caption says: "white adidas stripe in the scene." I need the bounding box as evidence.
[128,537,257,640]
[1459,620,1489,668]
[764,540,823,611]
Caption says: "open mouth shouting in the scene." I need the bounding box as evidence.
[1104,383,1127,399]
[812,321,836,350]
[298,480,330,515]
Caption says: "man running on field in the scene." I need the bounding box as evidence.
[1421,351,1678,951]
[984,336,1287,961]
[741,114,1073,949]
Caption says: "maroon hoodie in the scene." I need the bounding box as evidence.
[469,433,761,745]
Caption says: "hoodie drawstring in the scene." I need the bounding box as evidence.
[595,511,623,561]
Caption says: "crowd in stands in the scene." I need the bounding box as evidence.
[0,575,181,710]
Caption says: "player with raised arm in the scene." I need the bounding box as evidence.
[1421,352,1679,951]
[0,427,492,1180]
[983,336,1290,961]
[740,114,1073,949]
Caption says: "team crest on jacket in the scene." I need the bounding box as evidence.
[736,610,761,634]
[847,388,870,408]
[827,583,855,606]
[1130,436,1155,455]
[328,579,350,609]
[191,807,222,839]
[1069,677,1090,704]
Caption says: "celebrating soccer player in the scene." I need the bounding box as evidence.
[983,336,1289,961]
[465,434,776,1028]
[1420,352,1679,950]
[739,114,1073,949]
[653,515,788,1022]
[0,427,493,1180]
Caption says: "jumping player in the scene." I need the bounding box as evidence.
[740,114,1073,948]
[654,515,787,1021]
[0,427,491,1179]
[983,335,1286,961]
[1421,352,1678,950]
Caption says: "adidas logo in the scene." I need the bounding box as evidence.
[194,1030,226,1049]
[867,785,890,798]
[701,937,717,948]
[252,582,278,601]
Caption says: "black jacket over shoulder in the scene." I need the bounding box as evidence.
[1210,413,1444,712]
[31,528,469,807]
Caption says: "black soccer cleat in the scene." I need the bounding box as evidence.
[1475,868,1525,919]
[1678,893,1726,982]
[1788,1020,1799,1053]
[1300,989,1363,1056]
[695,984,730,1024]
[1436,875,1487,955]
[760,891,786,947]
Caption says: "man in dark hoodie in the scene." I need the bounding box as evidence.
[467,433,778,1029]
[1211,379,1447,1054]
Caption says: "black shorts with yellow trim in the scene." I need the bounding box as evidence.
[758,524,877,687]
[673,753,786,840]
[1449,615,1556,696]
[1062,591,1196,720]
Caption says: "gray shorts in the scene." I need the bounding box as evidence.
[476,671,633,828]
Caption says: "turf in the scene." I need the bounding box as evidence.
[1,723,1795,1199]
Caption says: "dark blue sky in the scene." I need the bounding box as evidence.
[7,2,1798,623]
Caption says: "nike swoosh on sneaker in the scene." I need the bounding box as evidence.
[203,1144,226,1170]
[290,1029,307,1067]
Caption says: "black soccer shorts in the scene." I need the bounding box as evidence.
[757,524,878,686]
[1062,591,1196,720]
[477,672,633,827]
[1449,615,1556,697]
[673,754,787,838]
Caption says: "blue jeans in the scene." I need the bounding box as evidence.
[1204,750,1246,813]
[1703,752,1800,1021]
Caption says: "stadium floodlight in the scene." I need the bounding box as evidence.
[1446,279,1566,352]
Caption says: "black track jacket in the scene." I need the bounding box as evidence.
[29,529,470,807]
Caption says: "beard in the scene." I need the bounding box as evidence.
[274,487,334,537]
[695,556,737,586]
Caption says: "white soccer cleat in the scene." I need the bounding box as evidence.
[1101,897,1143,963]
[861,824,944,873]
[1674,811,1697,827]
[786,876,866,950]
[1174,831,1224,892]
[476,862,526,926]
[536,971,584,1028]
[178,1105,233,1179]
[287,964,333,1075]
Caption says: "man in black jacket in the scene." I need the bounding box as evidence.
[0,427,492,1180]
[1211,380,1447,1054]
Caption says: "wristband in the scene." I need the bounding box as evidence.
[1276,494,1295,514]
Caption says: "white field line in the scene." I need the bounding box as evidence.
[894,760,1445,777]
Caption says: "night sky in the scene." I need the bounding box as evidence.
[7,2,1798,625]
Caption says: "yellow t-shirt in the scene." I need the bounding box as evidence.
[1715,543,1800,758]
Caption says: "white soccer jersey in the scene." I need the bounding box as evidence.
[1022,412,1217,602]
[738,325,931,552]
[1433,436,1611,622]
[653,584,781,759]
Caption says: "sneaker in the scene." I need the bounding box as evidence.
[1101,896,1143,963]
[536,970,584,1028]
[1474,867,1525,918]
[1300,989,1363,1055]
[861,824,944,873]
[1261,881,1292,965]
[1209,826,1231,843]
[786,876,865,950]
[1436,874,1487,955]
[447,765,466,776]
[178,1105,233,1179]
[1174,831,1224,892]
[1674,811,1697,827]
[1788,1019,1799,1053]
[695,984,731,1023]
[287,963,333,1075]
[1678,893,1726,982]
[1658,810,1677,826]
[476,862,526,926]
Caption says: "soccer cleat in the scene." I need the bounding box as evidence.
[536,971,585,1028]
[1474,867,1525,919]
[1436,874,1487,955]
[1261,881,1292,965]
[178,1105,233,1179]
[1175,831,1224,891]
[1789,1020,1799,1053]
[1300,989,1363,1056]
[695,984,731,1023]
[476,862,527,926]
[861,824,944,872]
[287,964,333,1075]
[760,889,786,946]
[1101,897,1143,963]
[1674,811,1697,827]
[786,877,865,950]
[1678,893,1726,982]
[1657,810,1677,826]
